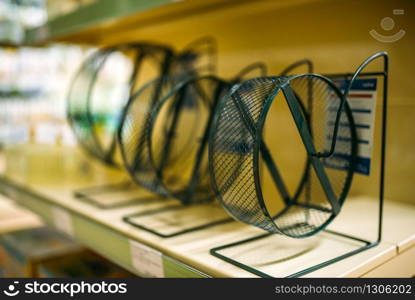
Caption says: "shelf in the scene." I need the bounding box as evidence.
[0,176,209,277]
[0,152,414,277]
[25,0,324,45]
[3,0,413,278]
[0,194,42,234]
[24,0,244,44]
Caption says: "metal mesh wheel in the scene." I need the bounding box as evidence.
[67,43,174,167]
[119,75,228,204]
[118,76,177,196]
[67,38,219,169]
[209,74,357,238]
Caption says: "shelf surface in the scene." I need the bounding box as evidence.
[0,194,43,234]
[0,153,414,277]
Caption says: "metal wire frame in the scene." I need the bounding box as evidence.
[174,36,218,76]
[121,75,233,237]
[68,43,175,209]
[210,52,388,277]
[73,181,161,209]
[208,60,345,238]
[69,38,218,209]
[68,43,175,168]
[123,205,234,238]
[122,63,268,238]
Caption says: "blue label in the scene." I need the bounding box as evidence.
[324,78,377,176]
[335,78,377,91]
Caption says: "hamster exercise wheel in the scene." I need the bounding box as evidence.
[209,52,388,277]
[67,43,174,208]
[119,62,267,238]
[67,38,216,209]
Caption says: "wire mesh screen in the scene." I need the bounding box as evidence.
[209,75,357,237]
[67,44,174,167]
[120,76,227,205]
[119,76,176,196]
[67,38,218,169]
[67,49,111,162]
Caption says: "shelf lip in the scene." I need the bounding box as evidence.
[23,0,320,45]
[1,172,413,278]
[0,175,209,278]
[25,0,176,44]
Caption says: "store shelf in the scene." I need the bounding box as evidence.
[0,194,43,234]
[1,0,413,279]
[26,0,172,44]
[24,0,246,44]
[0,155,414,277]
[24,0,327,45]
[0,176,209,277]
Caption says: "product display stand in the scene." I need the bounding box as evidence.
[74,181,164,209]
[123,203,233,238]
[210,53,388,277]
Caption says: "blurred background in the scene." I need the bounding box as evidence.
[0,1,90,178]
[0,0,413,278]
[0,0,138,278]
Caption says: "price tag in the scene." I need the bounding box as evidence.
[52,206,74,236]
[129,240,164,277]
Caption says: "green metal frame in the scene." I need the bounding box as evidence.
[281,79,342,215]
[210,230,373,278]
[70,37,219,210]
[68,43,175,209]
[208,59,353,238]
[120,62,269,238]
[74,181,164,209]
[25,0,175,43]
[123,205,233,238]
[120,75,234,237]
[210,52,389,277]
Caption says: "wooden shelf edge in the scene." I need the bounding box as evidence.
[25,0,175,44]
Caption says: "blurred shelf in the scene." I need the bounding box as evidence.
[0,193,43,234]
[0,160,414,277]
[0,41,25,48]
[24,0,326,45]
[24,0,244,45]
[0,175,209,277]
[26,0,173,44]
[0,89,42,99]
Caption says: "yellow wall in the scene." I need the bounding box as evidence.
[81,0,415,205]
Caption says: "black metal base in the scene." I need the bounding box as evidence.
[210,229,378,278]
[74,181,163,209]
[209,62,388,278]
[123,204,234,238]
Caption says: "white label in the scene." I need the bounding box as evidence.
[129,240,164,277]
[324,78,378,175]
[52,206,74,236]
